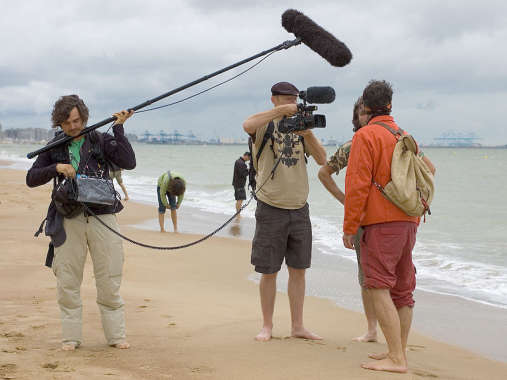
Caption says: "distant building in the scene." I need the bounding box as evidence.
[1,128,54,143]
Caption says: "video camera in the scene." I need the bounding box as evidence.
[278,86,335,134]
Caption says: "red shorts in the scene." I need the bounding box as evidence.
[360,221,417,308]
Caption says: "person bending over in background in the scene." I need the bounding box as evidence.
[157,171,186,233]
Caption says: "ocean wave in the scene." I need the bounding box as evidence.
[2,144,506,309]
[0,150,32,170]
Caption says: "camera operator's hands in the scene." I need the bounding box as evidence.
[113,110,134,125]
[294,129,312,137]
[56,163,76,178]
[276,104,298,117]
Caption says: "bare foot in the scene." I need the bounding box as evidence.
[110,341,130,349]
[291,328,322,340]
[255,327,272,342]
[368,352,388,360]
[124,197,129,201]
[61,342,78,351]
[160,229,166,233]
[353,332,377,342]
[361,356,407,373]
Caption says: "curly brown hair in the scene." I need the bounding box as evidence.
[352,96,363,132]
[362,80,393,117]
[51,95,89,128]
[169,178,186,196]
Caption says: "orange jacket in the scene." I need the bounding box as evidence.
[343,115,419,235]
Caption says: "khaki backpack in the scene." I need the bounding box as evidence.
[372,122,435,217]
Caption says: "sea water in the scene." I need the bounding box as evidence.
[2,143,507,310]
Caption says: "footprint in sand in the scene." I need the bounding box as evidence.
[413,369,439,378]
[307,340,326,345]
[0,363,17,379]
[2,332,24,338]
[407,344,426,352]
[167,322,176,327]
[138,305,148,309]
[42,362,59,370]
[1,363,17,370]
[336,346,347,352]
[31,324,46,329]
[144,298,151,302]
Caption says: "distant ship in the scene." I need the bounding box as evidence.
[431,131,481,147]
[139,130,204,145]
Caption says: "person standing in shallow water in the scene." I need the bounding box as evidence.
[26,95,136,351]
[318,96,379,343]
[243,81,327,342]
[232,151,251,219]
[109,161,129,201]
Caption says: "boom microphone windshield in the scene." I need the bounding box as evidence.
[282,9,352,67]
[300,86,336,104]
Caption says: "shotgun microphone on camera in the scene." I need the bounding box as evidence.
[282,9,352,67]
[300,86,336,104]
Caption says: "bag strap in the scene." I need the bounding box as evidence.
[256,121,275,162]
[370,122,403,193]
[373,121,405,139]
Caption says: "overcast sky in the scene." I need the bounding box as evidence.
[1,0,506,144]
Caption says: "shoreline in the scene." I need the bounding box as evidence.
[1,165,507,379]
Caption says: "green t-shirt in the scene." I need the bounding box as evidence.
[157,171,186,208]
[68,138,85,171]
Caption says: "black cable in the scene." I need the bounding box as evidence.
[134,51,276,114]
[84,154,283,251]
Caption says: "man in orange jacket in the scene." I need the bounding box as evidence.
[343,80,422,373]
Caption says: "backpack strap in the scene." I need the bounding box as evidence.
[373,122,405,139]
[256,121,275,162]
[88,131,107,167]
[371,122,402,194]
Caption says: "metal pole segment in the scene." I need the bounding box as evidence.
[27,38,301,159]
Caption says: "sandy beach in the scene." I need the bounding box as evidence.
[1,166,506,380]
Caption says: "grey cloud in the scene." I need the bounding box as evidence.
[0,0,506,145]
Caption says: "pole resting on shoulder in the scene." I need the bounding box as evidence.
[26,38,302,159]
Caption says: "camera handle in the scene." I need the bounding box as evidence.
[27,38,302,159]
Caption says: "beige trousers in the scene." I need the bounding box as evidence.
[53,212,125,345]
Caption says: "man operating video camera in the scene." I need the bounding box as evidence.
[242,81,326,342]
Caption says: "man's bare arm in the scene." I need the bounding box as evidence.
[296,130,327,165]
[243,104,297,135]
[318,165,345,204]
